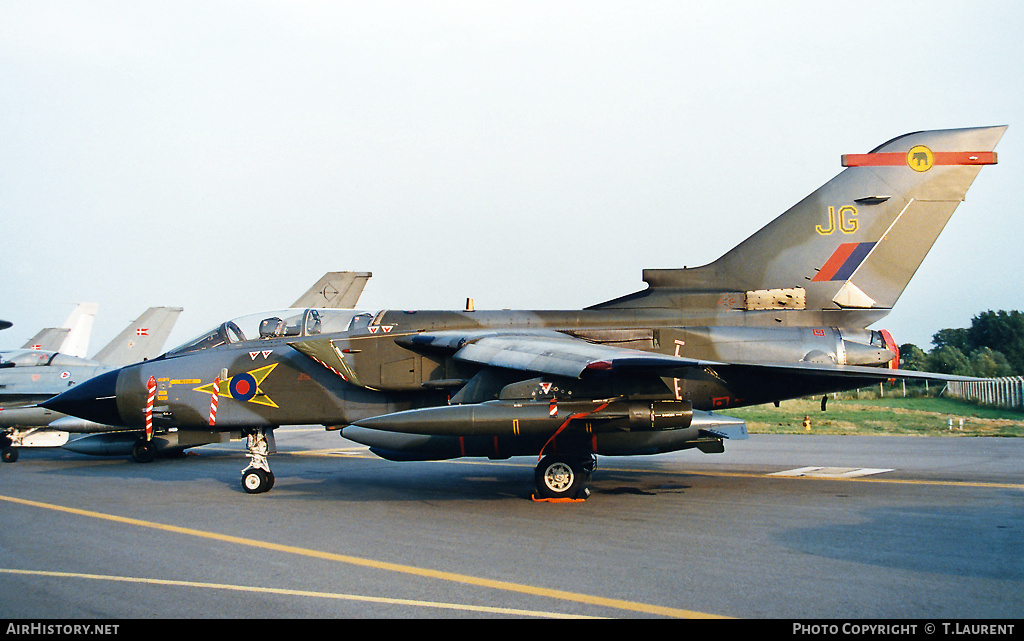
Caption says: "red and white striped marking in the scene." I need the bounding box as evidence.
[145,376,156,440]
[208,377,220,426]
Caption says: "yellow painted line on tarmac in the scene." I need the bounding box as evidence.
[0,494,726,619]
[0,568,595,618]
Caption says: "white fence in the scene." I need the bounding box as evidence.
[944,376,1024,410]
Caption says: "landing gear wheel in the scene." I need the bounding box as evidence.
[534,455,589,500]
[2,446,18,463]
[242,467,275,494]
[131,439,156,463]
[241,427,276,494]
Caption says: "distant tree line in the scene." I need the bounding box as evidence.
[899,310,1024,378]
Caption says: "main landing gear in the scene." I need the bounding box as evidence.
[1,433,17,463]
[533,454,596,501]
[241,427,275,494]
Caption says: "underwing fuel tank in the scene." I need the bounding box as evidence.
[48,416,121,434]
[352,399,699,436]
[62,432,155,456]
[62,430,228,457]
[343,404,746,460]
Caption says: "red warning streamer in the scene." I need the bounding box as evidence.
[539,402,609,460]
[145,376,156,441]
[208,377,220,426]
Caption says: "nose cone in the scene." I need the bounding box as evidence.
[41,369,124,427]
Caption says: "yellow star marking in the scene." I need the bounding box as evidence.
[193,363,279,408]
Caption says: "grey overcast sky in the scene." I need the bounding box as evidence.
[2,1,1022,354]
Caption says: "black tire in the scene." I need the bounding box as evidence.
[242,467,270,494]
[534,455,586,500]
[2,447,18,463]
[131,440,156,463]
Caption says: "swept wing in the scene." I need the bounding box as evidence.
[389,329,964,390]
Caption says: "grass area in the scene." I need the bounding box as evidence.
[727,395,1024,437]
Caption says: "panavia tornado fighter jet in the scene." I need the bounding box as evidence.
[44,126,1005,500]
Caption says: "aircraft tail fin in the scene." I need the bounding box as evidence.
[91,306,183,366]
[21,327,69,352]
[593,126,1006,323]
[21,302,99,355]
[291,271,372,309]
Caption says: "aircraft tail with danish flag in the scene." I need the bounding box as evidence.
[593,126,1006,327]
[91,306,183,367]
[20,302,99,356]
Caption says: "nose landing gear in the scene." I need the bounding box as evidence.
[241,427,276,494]
[1,433,17,463]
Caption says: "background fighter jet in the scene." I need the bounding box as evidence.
[291,271,372,309]
[23,271,373,463]
[16,302,98,356]
[0,306,183,461]
[44,127,1005,500]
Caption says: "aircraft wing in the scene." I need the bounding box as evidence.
[396,330,721,379]
[395,330,974,385]
[291,272,372,309]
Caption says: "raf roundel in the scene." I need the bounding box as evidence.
[192,364,279,408]
[230,372,258,402]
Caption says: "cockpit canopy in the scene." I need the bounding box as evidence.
[163,309,378,358]
[0,349,96,368]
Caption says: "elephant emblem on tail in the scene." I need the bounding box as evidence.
[907,145,934,172]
